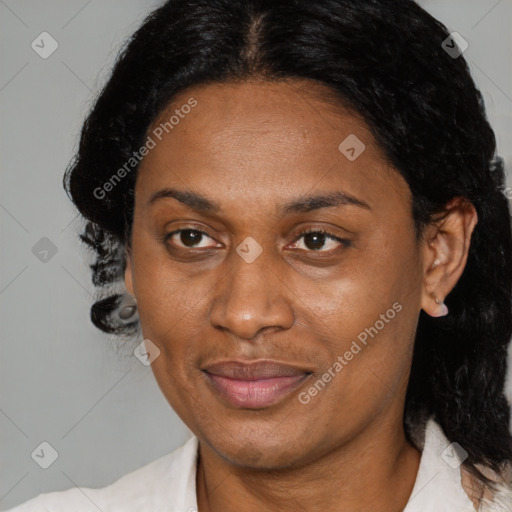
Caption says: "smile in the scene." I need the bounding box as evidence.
[202,360,312,408]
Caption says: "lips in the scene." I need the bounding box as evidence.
[203,360,309,379]
[202,360,312,408]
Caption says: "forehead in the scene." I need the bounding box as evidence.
[151,78,368,151]
[135,79,410,217]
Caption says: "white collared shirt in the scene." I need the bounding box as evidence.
[7,419,508,512]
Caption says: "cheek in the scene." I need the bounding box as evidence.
[130,238,212,419]
[129,229,211,335]
[298,300,415,429]
[305,237,416,327]
[135,271,207,336]
[297,241,420,405]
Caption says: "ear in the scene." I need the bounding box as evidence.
[420,196,478,317]
[124,252,135,296]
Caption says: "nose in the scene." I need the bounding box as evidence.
[209,244,295,341]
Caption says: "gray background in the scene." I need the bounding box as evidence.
[1,0,511,509]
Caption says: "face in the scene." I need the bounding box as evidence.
[125,79,427,469]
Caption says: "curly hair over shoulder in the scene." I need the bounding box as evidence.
[63,0,512,484]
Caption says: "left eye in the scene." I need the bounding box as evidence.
[289,230,350,252]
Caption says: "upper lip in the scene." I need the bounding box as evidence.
[202,360,311,380]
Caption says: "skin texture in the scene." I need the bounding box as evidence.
[124,78,478,512]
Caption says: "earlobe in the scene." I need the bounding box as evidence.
[421,235,451,317]
[420,197,478,318]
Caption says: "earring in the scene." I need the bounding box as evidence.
[430,294,449,317]
[118,294,138,320]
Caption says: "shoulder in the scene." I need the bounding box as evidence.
[5,435,198,512]
[461,462,512,512]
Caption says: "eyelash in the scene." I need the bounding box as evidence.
[163,227,351,253]
[290,228,352,252]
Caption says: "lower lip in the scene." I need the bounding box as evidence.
[204,372,310,408]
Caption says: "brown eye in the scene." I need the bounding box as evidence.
[179,230,203,247]
[303,232,328,251]
[289,229,351,252]
[165,229,218,249]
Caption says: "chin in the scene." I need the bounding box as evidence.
[201,425,312,470]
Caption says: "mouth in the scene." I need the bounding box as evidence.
[202,360,312,409]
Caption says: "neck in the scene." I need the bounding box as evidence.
[196,414,421,512]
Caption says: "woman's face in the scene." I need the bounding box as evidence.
[125,79,428,468]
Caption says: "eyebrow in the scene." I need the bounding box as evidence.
[149,188,221,213]
[148,187,371,214]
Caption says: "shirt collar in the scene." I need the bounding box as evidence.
[403,418,475,511]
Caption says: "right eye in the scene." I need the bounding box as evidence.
[164,228,221,250]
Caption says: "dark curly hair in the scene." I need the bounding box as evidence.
[63,0,512,486]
